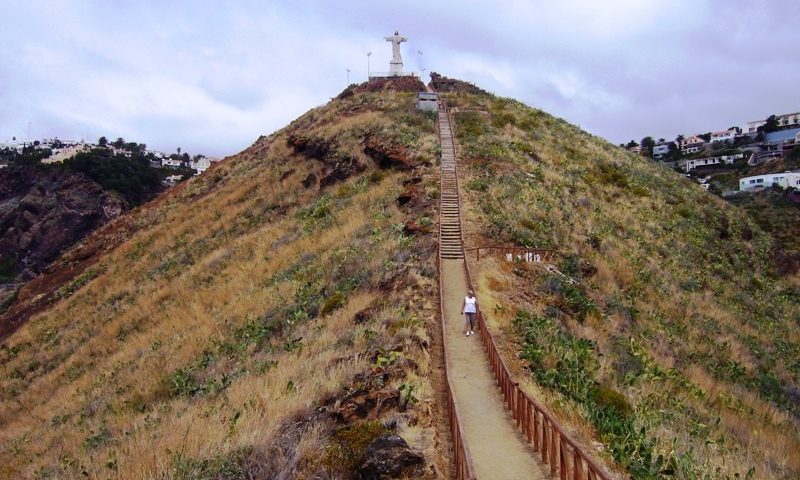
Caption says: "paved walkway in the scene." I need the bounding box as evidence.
[438,106,547,479]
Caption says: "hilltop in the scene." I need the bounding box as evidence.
[0,76,798,480]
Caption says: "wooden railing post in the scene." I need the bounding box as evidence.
[574,448,584,480]
[550,428,558,478]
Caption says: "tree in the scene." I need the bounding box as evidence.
[676,134,685,143]
[626,140,639,149]
[758,115,780,133]
[640,136,655,156]
[658,138,666,144]
[668,142,680,159]
[98,136,108,147]
[113,137,125,148]
[177,147,181,155]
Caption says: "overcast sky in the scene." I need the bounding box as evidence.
[1,0,798,157]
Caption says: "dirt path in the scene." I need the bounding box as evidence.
[441,258,548,479]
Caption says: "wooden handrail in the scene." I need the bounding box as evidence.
[444,99,616,480]
[437,102,477,480]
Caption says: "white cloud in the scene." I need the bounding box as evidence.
[0,0,797,154]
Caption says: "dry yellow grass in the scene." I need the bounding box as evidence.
[0,91,445,479]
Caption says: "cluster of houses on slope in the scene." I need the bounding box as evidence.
[0,138,216,176]
[627,111,800,193]
[633,111,800,164]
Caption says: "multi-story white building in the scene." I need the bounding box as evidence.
[652,142,671,159]
[745,112,800,133]
[709,129,737,144]
[682,153,746,172]
[777,112,800,128]
[739,171,800,190]
[680,135,706,154]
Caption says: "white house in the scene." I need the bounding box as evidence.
[682,153,746,172]
[777,112,800,128]
[162,157,184,168]
[746,120,766,134]
[653,142,671,159]
[739,171,800,191]
[709,129,736,144]
[745,112,800,133]
[680,135,706,154]
[163,174,184,186]
[189,156,212,174]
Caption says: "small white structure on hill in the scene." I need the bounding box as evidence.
[416,92,438,111]
[739,171,800,191]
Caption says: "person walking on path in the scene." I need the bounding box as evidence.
[461,289,478,336]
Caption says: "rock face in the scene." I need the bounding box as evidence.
[338,77,426,99]
[356,434,424,480]
[429,72,488,94]
[0,166,125,280]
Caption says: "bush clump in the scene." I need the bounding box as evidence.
[320,292,346,316]
[323,421,386,475]
[592,384,633,419]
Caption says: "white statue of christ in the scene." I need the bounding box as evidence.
[384,30,407,75]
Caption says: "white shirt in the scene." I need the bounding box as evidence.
[464,296,477,313]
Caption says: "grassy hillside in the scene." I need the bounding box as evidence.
[447,92,799,479]
[0,90,447,479]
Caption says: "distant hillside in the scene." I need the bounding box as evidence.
[0,90,447,479]
[447,91,799,479]
[0,145,182,307]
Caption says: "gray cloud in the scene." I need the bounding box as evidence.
[0,0,797,156]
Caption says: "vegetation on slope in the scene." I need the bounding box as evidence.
[0,90,446,479]
[448,92,799,479]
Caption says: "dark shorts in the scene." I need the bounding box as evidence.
[465,312,476,329]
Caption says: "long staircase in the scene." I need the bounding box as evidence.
[436,102,614,480]
[438,112,464,260]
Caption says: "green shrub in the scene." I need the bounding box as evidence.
[320,292,346,316]
[591,385,632,418]
[323,421,386,475]
[54,267,103,299]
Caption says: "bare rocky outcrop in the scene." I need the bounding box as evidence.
[429,72,488,94]
[356,434,425,479]
[0,165,125,280]
[338,77,426,99]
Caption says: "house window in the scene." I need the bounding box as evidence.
[757,179,764,183]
